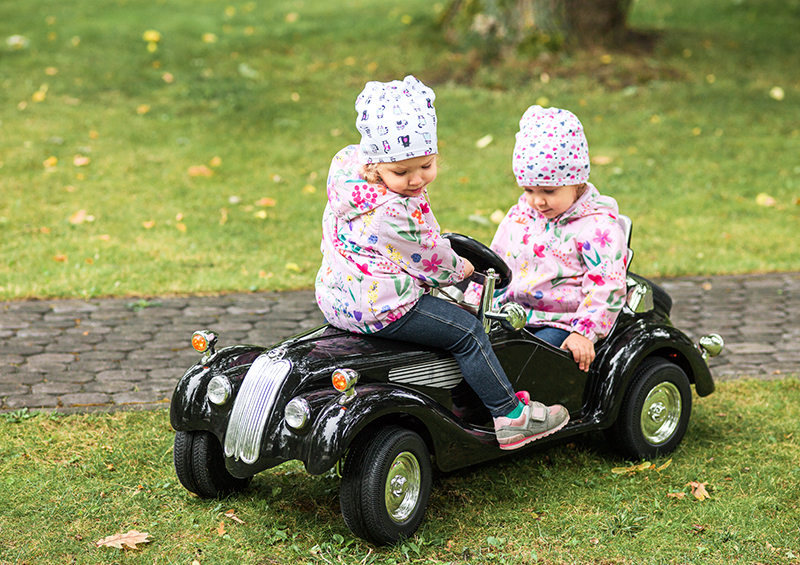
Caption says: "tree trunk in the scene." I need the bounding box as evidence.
[439,0,634,53]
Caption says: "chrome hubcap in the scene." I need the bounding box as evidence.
[385,451,421,523]
[640,382,681,445]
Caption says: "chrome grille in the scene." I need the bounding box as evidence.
[388,358,463,389]
[224,356,292,464]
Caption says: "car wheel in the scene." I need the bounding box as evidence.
[174,430,251,498]
[607,358,692,460]
[339,426,432,545]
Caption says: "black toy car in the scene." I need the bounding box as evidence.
[170,222,724,545]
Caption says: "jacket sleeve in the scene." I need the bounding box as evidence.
[574,217,628,342]
[378,197,467,288]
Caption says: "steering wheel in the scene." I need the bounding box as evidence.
[442,233,512,290]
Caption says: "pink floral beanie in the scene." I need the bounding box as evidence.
[355,75,438,164]
[512,105,590,187]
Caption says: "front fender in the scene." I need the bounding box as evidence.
[301,384,499,475]
[169,345,265,437]
[591,321,715,428]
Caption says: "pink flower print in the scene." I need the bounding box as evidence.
[533,244,545,258]
[355,261,372,276]
[412,209,424,225]
[535,301,553,312]
[420,202,430,214]
[588,274,606,286]
[577,318,596,333]
[593,228,612,248]
[421,253,442,273]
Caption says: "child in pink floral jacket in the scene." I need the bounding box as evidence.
[315,77,569,450]
[487,106,628,372]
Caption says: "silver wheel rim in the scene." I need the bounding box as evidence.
[640,382,682,445]
[385,451,421,523]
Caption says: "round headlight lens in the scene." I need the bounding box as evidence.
[284,397,311,431]
[207,376,232,405]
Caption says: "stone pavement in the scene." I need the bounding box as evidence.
[1,273,799,414]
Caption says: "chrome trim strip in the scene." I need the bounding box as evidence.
[224,356,292,464]
[388,358,463,389]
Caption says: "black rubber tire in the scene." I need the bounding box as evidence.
[173,431,251,498]
[339,426,432,545]
[606,358,692,460]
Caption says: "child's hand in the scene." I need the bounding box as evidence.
[560,333,595,372]
[462,258,474,278]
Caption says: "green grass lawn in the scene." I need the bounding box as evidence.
[1,0,799,300]
[2,378,799,564]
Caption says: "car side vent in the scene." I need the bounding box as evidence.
[224,356,292,464]
[388,358,464,389]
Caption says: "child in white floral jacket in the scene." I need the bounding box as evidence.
[315,77,569,450]
[487,105,628,372]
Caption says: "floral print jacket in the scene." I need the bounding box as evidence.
[488,183,628,342]
[315,145,467,334]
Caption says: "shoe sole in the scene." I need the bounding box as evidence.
[498,413,570,451]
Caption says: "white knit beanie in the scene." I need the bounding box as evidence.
[355,75,438,164]
[512,105,590,186]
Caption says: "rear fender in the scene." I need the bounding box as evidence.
[591,322,715,428]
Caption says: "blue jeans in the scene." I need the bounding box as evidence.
[531,326,570,347]
[375,294,518,418]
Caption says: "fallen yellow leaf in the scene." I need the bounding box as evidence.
[176,222,187,232]
[490,210,505,224]
[255,210,267,219]
[53,254,68,262]
[210,156,222,167]
[224,509,245,524]
[656,458,672,472]
[475,135,493,149]
[137,104,150,115]
[143,30,161,42]
[69,209,88,224]
[256,197,276,207]
[142,220,156,229]
[202,33,218,43]
[188,165,213,177]
[285,262,300,272]
[591,155,613,165]
[667,492,687,500]
[43,156,58,168]
[217,522,226,536]
[96,529,151,550]
[686,480,711,501]
[302,184,316,194]
[73,154,90,166]
[756,193,776,207]
[162,72,174,83]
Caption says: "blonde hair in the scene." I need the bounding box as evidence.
[360,163,382,185]
[359,154,441,186]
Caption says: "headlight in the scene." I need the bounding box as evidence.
[284,397,311,431]
[207,375,232,405]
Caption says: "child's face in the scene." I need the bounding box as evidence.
[523,184,583,218]
[377,155,437,198]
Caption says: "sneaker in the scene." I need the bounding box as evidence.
[494,393,569,451]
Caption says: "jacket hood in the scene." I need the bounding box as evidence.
[326,145,403,222]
